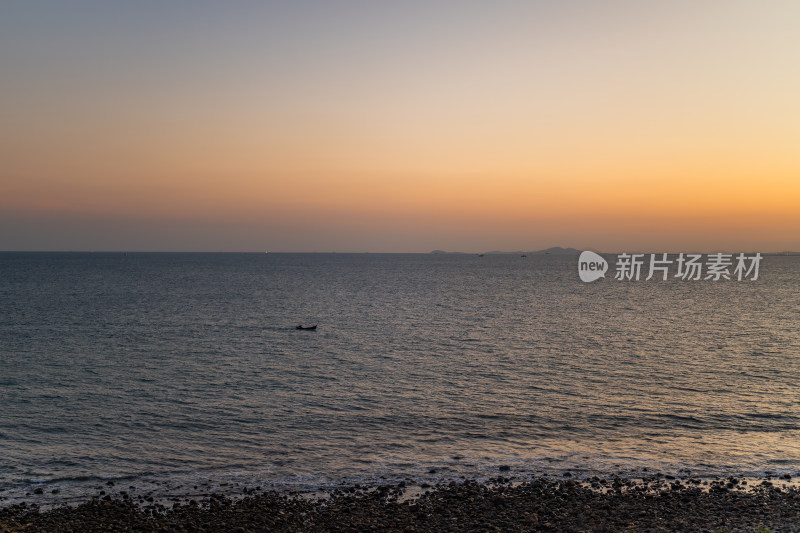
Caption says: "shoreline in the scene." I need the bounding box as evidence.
[3,476,800,532]
[5,462,800,511]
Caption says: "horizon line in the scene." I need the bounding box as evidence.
[1,250,798,255]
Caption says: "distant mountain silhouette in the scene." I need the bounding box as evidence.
[431,247,580,255]
[484,247,580,255]
[533,247,581,255]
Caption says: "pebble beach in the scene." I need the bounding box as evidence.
[3,476,800,532]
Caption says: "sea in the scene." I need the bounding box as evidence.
[1,252,798,507]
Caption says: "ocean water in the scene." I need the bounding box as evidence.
[1,252,799,506]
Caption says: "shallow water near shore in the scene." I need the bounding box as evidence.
[1,252,799,507]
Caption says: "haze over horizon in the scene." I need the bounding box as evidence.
[2,1,799,253]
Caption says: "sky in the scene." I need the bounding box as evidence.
[1,1,799,252]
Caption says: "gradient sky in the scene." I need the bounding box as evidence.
[2,1,799,252]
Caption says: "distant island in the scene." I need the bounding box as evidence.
[430,247,580,255]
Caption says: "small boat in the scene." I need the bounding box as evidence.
[296,324,317,330]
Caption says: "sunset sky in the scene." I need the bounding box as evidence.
[2,1,799,252]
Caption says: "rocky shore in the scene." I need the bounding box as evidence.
[2,476,800,532]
